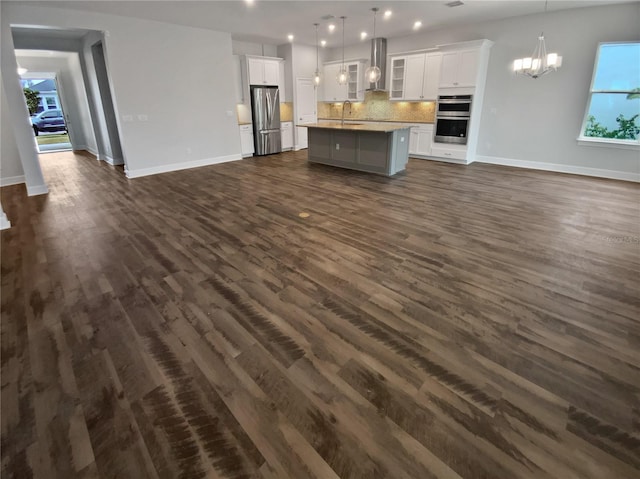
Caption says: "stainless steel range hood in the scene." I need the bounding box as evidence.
[367,38,387,91]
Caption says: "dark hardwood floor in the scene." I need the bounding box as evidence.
[1,149,639,479]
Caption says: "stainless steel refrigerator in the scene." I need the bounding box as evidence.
[250,86,282,156]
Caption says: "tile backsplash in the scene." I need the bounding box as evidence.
[280,102,293,122]
[317,91,435,123]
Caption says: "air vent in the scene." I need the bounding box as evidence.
[446,1,464,7]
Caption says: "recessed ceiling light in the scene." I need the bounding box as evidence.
[413,20,422,30]
[384,10,392,18]
[360,31,367,40]
[320,39,327,47]
[328,23,336,32]
[245,0,254,5]
[287,34,294,41]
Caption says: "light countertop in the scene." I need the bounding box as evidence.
[302,122,411,132]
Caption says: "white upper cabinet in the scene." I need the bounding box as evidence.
[321,61,365,102]
[322,63,347,102]
[389,52,442,101]
[389,57,406,100]
[247,56,281,86]
[347,62,366,101]
[404,54,426,99]
[439,49,479,88]
[423,53,442,99]
[263,60,280,85]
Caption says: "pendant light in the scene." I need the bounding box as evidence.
[364,8,381,84]
[512,1,562,78]
[337,16,348,85]
[313,23,321,85]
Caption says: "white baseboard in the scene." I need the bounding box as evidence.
[476,155,640,183]
[86,146,98,156]
[0,211,10,230]
[103,155,124,166]
[1,175,26,187]
[26,184,49,196]
[126,154,243,179]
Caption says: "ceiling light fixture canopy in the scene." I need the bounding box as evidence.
[337,16,348,85]
[513,1,562,79]
[364,8,381,84]
[313,23,321,86]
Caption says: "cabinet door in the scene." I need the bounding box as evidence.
[404,54,426,100]
[263,60,280,85]
[416,128,433,156]
[390,57,406,99]
[281,123,293,149]
[247,58,264,85]
[347,63,360,100]
[456,50,479,87]
[422,53,442,100]
[409,128,419,154]
[323,64,346,101]
[240,126,254,156]
[439,52,459,88]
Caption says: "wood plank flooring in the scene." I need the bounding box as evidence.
[2,150,639,479]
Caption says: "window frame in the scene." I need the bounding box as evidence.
[578,41,640,148]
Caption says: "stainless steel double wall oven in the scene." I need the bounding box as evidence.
[434,94,472,145]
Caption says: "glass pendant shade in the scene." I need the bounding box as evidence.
[365,65,381,83]
[337,68,348,85]
[314,70,321,85]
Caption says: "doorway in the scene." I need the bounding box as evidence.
[294,77,317,150]
[21,74,72,153]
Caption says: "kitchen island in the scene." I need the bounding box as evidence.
[303,123,411,176]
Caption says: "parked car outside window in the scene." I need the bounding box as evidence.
[31,109,66,136]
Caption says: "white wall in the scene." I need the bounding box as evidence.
[232,40,278,57]
[0,10,47,195]
[2,2,243,179]
[324,3,640,179]
[1,81,25,185]
[15,52,96,152]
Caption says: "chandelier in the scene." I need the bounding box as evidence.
[512,1,562,79]
[513,33,562,79]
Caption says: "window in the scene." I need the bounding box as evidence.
[580,42,640,145]
[46,97,58,109]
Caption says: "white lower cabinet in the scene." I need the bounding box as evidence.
[281,122,293,150]
[239,124,254,157]
[408,124,433,157]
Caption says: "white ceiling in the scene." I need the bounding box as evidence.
[15,1,635,47]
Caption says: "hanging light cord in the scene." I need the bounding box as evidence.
[373,9,377,39]
[315,23,319,71]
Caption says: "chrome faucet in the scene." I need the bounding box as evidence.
[341,100,352,126]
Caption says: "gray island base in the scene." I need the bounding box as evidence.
[304,123,411,177]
